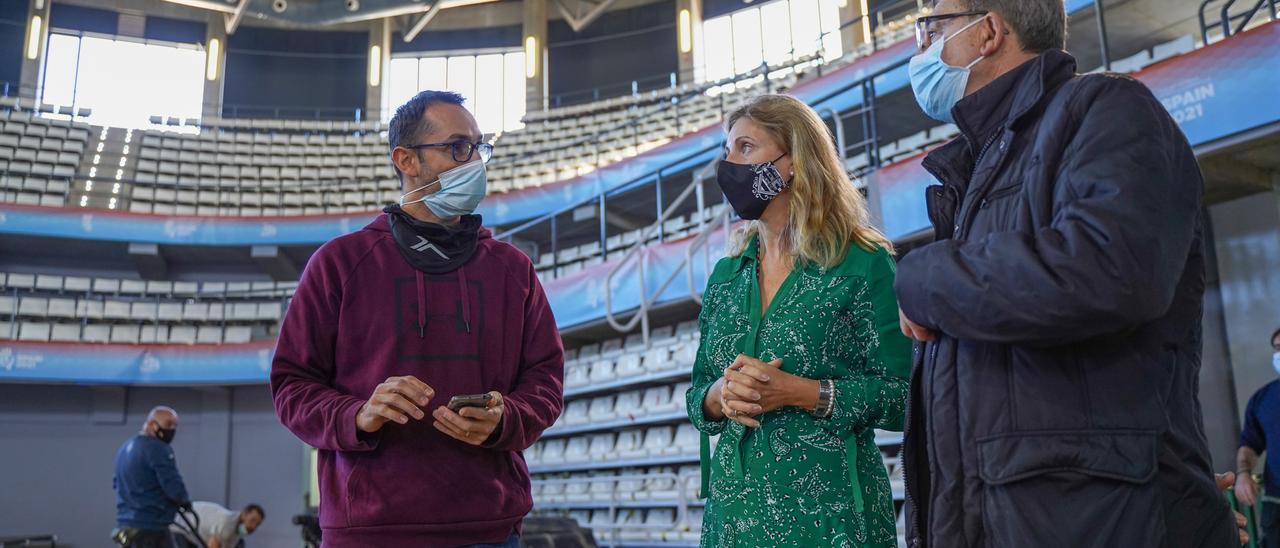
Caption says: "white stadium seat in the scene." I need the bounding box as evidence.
[563,437,590,464]
[18,322,50,341]
[665,424,698,456]
[640,426,675,458]
[538,439,566,466]
[587,395,616,423]
[563,400,589,425]
[615,352,644,378]
[50,323,80,342]
[82,324,110,343]
[589,359,617,384]
[614,429,646,460]
[587,433,615,462]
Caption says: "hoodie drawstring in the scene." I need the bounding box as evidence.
[415,267,471,337]
[415,270,426,339]
[457,265,471,333]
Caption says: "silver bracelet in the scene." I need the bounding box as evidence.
[811,379,835,418]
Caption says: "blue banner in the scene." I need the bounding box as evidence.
[0,203,376,246]
[0,341,275,384]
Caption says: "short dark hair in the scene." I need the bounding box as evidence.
[243,503,264,520]
[1271,327,1280,346]
[951,0,1067,52]
[387,90,467,180]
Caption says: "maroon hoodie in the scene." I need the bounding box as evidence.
[270,213,564,547]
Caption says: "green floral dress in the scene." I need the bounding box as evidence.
[685,236,912,547]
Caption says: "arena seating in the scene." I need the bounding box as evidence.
[0,272,291,344]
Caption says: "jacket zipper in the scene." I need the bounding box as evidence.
[903,345,923,548]
[907,133,997,547]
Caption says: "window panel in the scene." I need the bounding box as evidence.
[445,56,476,108]
[40,34,203,128]
[759,1,794,67]
[41,34,79,108]
[790,0,822,58]
[503,52,526,132]
[818,0,843,60]
[474,54,504,134]
[419,57,447,92]
[731,9,764,75]
[702,16,735,83]
[386,57,420,117]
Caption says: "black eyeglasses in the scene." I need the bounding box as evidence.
[402,140,494,164]
[914,10,988,50]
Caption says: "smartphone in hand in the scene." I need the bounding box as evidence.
[447,393,492,411]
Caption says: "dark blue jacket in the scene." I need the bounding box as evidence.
[895,49,1235,547]
[1241,380,1280,495]
[113,434,189,530]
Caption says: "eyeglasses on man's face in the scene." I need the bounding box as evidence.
[402,140,494,164]
[914,10,988,50]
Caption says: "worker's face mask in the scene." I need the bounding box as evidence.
[154,424,176,444]
[1272,351,1280,376]
[238,523,249,536]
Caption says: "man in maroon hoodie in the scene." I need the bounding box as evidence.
[271,90,565,547]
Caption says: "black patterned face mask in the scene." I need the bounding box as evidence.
[715,153,788,220]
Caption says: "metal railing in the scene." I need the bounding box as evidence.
[1199,0,1278,42]
[601,157,725,345]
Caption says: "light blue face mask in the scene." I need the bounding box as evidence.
[237,523,248,537]
[909,15,989,123]
[400,159,488,218]
[1273,351,1280,376]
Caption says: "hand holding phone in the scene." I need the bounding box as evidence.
[434,391,505,447]
[447,393,493,411]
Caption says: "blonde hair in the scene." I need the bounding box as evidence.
[724,94,894,268]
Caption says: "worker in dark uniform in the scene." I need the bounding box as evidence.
[112,406,191,548]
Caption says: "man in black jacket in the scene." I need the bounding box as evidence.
[893,0,1237,546]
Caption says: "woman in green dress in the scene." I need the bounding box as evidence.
[685,94,911,547]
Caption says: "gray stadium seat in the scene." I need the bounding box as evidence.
[139,325,169,344]
[168,325,197,345]
[46,298,76,319]
[18,296,48,318]
[103,300,131,320]
[130,302,157,322]
[110,324,140,343]
[63,277,92,293]
[196,325,222,344]
[82,324,110,343]
[50,323,81,342]
[6,273,35,289]
[18,322,51,341]
[224,325,252,343]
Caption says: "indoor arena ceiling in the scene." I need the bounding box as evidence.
[161,0,618,33]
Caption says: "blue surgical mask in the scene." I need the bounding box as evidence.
[237,523,248,536]
[400,160,488,218]
[1272,351,1280,376]
[909,15,989,123]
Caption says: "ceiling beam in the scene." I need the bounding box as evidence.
[403,1,444,43]
[224,0,250,34]
[553,0,617,32]
[159,0,237,14]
